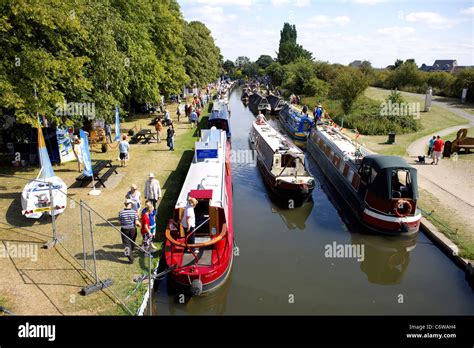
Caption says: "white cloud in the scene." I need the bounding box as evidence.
[188,0,256,6]
[378,26,415,37]
[405,12,455,29]
[303,15,351,28]
[295,0,311,7]
[354,0,386,5]
[461,7,474,15]
[271,0,289,7]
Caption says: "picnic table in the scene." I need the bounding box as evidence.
[130,129,157,144]
[76,160,118,188]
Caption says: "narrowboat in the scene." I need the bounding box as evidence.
[208,99,231,138]
[248,93,271,116]
[307,123,421,236]
[241,88,251,103]
[278,103,314,148]
[165,127,234,296]
[266,94,285,114]
[249,119,315,206]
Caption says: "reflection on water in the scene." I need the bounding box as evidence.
[352,234,417,285]
[271,199,314,230]
[152,86,474,316]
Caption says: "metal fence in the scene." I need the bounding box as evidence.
[0,173,155,315]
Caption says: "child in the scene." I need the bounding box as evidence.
[141,208,153,254]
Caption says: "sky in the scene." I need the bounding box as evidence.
[178,0,474,68]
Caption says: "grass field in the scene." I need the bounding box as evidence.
[0,96,212,315]
[347,87,468,156]
[418,188,474,259]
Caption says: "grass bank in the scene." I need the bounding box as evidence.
[418,188,474,259]
[0,96,211,315]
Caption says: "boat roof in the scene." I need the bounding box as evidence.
[316,125,372,162]
[363,155,413,171]
[175,128,226,209]
[209,100,230,121]
[253,121,303,155]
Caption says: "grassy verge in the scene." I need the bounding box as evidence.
[0,93,212,315]
[346,88,466,155]
[418,188,474,259]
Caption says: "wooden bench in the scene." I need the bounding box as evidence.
[76,160,118,188]
[451,128,474,153]
[130,129,157,144]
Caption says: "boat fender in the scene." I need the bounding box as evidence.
[190,279,203,297]
[394,199,412,217]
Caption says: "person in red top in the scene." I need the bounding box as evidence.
[430,135,444,165]
[141,209,153,254]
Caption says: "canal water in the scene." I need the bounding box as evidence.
[152,88,474,315]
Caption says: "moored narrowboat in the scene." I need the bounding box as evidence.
[307,123,421,236]
[248,93,271,116]
[165,127,234,296]
[267,94,285,114]
[249,119,315,206]
[208,99,231,138]
[278,103,314,148]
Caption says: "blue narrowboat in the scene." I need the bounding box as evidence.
[278,103,314,147]
[208,99,231,138]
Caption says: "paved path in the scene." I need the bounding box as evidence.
[400,89,474,236]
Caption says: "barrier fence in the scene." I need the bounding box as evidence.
[0,173,155,315]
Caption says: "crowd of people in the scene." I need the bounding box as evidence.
[427,135,445,165]
[115,85,217,264]
[118,172,162,263]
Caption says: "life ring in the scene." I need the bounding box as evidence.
[393,199,412,217]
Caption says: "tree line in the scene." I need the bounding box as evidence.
[223,22,473,135]
[0,0,223,127]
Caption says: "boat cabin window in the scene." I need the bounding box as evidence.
[281,154,297,168]
[359,163,371,183]
[392,169,413,198]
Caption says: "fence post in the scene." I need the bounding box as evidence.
[43,181,63,249]
[88,209,99,283]
[148,253,152,316]
[80,200,86,269]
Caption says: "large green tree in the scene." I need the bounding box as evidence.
[330,68,368,115]
[277,23,312,65]
[183,21,221,86]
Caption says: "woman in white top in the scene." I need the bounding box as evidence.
[182,197,198,253]
[126,184,141,212]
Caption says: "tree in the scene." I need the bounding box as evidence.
[277,23,312,65]
[223,60,235,74]
[393,59,404,69]
[330,69,368,115]
[266,62,285,87]
[256,55,274,69]
[235,56,250,68]
[183,21,222,86]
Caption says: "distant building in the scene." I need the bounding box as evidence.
[349,60,362,68]
[419,59,460,73]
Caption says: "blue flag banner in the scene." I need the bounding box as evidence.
[115,106,121,142]
[79,129,93,177]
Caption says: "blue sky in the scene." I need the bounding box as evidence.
[178,0,473,68]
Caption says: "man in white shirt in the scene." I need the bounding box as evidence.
[181,197,198,254]
[144,173,161,211]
